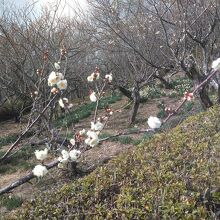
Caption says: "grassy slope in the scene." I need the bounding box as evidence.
[10,106,220,219]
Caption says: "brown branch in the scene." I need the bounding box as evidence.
[163,69,218,123]
[0,160,59,196]
[93,81,107,123]
[0,94,58,162]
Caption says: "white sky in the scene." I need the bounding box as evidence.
[3,0,88,17]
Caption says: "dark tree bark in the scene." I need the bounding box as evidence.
[217,86,220,104]
[199,86,213,109]
[118,86,132,99]
[129,85,140,124]
[14,111,20,123]
[181,56,213,109]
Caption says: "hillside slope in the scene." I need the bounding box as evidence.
[10,106,220,219]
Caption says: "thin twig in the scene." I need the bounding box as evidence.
[0,94,58,162]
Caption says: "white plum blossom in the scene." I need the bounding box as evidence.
[85,130,99,147]
[183,92,193,101]
[51,87,59,94]
[58,98,69,108]
[92,72,100,80]
[69,149,81,161]
[91,121,104,131]
[59,98,72,109]
[105,73,113,82]
[90,92,97,102]
[147,116,162,129]
[58,99,65,108]
[79,129,86,136]
[70,138,76,146]
[58,150,69,164]
[212,58,220,71]
[54,62,60,70]
[63,97,68,102]
[32,165,48,177]
[87,71,100,82]
[61,150,69,159]
[58,148,81,164]
[57,79,67,90]
[34,148,48,161]
[57,163,64,169]
[67,103,73,109]
[87,75,94,82]
[48,71,64,86]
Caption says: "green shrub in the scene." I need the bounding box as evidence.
[131,139,142,146]
[0,196,23,211]
[167,92,178,98]
[140,85,164,101]
[11,106,220,219]
[0,135,18,149]
[171,77,192,96]
[117,136,133,145]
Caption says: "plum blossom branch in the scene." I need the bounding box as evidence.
[0,94,59,162]
[163,69,218,123]
[0,160,59,196]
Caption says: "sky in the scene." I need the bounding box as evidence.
[2,0,88,17]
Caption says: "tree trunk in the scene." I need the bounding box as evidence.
[14,110,20,123]
[217,86,220,104]
[129,86,140,124]
[198,86,213,109]
[118,86,132,99]
[181,57,213,109]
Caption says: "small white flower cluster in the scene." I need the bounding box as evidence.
[54,62,60,70]
[87,68,113,83]
[48,63,67,93]
[91,121,104,131]
[34,148,48,161]
[90,91,97,102]
[147,116,162,129]
[32,148,49,177]
[105,73,113,83]
[79,129,86,136]
[87,68,113,104]
[32,165,48,177]
[70,138,76,146]
[212,58,220,71]
[183,92,193,101]
[85,130,99,147]
[58,98,73,109]
[58,149,81,166]
[87,71,100,82]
